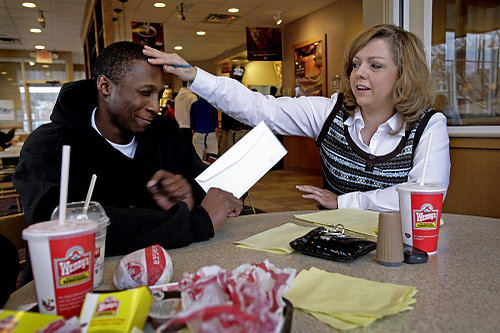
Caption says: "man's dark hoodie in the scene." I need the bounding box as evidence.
[13,80,213,256]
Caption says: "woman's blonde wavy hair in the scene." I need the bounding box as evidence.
[341,24,434,129]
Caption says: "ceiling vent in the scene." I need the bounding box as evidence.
[0,37,21,44]
[204,14,239,24]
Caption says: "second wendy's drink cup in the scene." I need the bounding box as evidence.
[51,201,110,288]
[396,183,446,255]
[22,219,98,318]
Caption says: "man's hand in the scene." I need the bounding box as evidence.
[201,188,243,231]
[147,170,195,211]
[143,45,197,82]
[296,185,338,209]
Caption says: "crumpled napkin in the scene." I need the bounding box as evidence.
[235,223,316,254]
[285,267,417,330]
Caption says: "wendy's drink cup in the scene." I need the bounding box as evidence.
[51,201,110,288]
[396,183,446,255]
[22,219,98,318]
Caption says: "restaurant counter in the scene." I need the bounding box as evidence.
[5,212,500,332]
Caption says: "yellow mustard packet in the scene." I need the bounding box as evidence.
[285,267,417,330]
[79,286,153,332]
[0,310,64,332]
[235,223,316,254]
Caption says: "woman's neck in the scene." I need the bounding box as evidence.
[359,105,396,145]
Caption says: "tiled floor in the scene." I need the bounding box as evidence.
[247,169,323,213]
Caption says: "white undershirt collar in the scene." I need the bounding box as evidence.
[91,108,137,158]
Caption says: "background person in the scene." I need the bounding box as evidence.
[190,96,219,163]
[174,81,198,142]
[143,24,451,212]
[14,41,242,256]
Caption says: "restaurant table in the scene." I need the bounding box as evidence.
[5,212,500,332]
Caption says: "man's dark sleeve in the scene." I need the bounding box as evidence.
[104,203,213,256]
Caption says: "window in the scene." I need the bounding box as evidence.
[431,0,499,126]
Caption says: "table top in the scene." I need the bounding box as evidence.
[5,212,500,332]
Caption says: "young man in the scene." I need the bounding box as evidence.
[14,41,242,256]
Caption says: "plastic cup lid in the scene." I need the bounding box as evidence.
[396,182,446,192]
[51,201,110,227]
[22,219,98,241]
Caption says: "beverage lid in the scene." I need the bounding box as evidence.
[396,182,446,193]
[22,219,98,241]
[51,201,110,228]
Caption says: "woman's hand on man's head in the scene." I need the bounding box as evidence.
[143,45,197,82]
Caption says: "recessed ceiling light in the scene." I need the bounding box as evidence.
[30,28,42,33]
[196,31,206,36]
[42,64,49,68]
[153,2,166,8]
[7,78,12,81]
[22,2,36,8]
[34,45,45,50]
[174,46,183,50]
[228,8,239,13]
[29,61,35,66]
[0,72,7,75]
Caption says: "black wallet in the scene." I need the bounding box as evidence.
[289,225,377,262]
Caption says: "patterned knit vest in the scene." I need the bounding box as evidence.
[316,94,436,195]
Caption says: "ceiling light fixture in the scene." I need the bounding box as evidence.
[196,31,206,36]
[30,28,41,33]
[153,2,166,8]
[273,12,282,25]
[174,46,183,50]
[29,61,35,66]
[0,72,7,75]
[22,2,36,8]
[34,45,45,50]
[228,8,239,13]
[42,64,49,68]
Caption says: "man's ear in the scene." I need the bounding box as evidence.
[96,75,112,96]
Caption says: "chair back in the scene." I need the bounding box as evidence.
[0,213,27,250]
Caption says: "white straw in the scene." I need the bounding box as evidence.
[419,131,433,186]
[59,145,71,226]
[83,174,97,214]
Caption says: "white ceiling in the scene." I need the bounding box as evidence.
[0,0,337,64]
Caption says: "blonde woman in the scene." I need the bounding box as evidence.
[144,24,450,212]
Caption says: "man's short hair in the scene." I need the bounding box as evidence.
[270,86,278,96]
[93,41,150,85]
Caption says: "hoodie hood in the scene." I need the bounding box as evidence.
[50,79,98,130]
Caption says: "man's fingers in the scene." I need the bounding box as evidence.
[147,170,174,188]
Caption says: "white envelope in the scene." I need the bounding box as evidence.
[196,121,287,199]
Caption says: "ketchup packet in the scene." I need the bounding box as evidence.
[158,260,295,333]
[113,244,173,290]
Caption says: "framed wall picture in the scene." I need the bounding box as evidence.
[293,35,327,97]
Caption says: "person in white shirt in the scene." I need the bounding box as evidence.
[174,81,198,141]
[143,24,451,212]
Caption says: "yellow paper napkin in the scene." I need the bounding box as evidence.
[295,209,445,238]
[285,267,417,330]
[295,208,379,237]
[235,223,315,254]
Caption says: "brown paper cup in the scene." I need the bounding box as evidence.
[376,212,404,267]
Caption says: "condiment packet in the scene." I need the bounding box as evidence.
[0,310,80,332]
[79,286,153,332]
